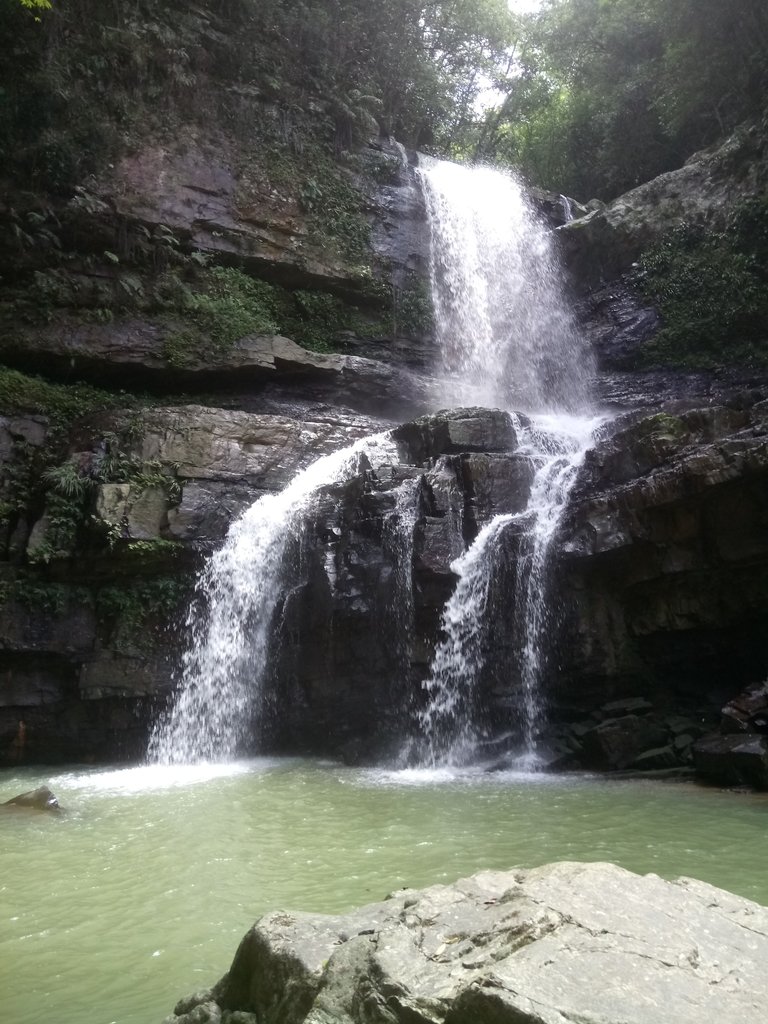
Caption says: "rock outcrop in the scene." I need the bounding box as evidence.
[162,861,768,1024]
[559,122,768,292]
[0,329,434,418]
[692,681,768,788]
[540,399,768,765]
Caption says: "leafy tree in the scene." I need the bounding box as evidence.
[473,0,768,199]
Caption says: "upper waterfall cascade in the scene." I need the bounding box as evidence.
[418,159,593,415]
[149,157,598,767]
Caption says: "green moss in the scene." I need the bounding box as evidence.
[188,267,280,353]
[162,327,203,369]
[1,578,92,614]
[300,159,371,265]
[635,198,768,369]
[395,277,434,336]
[0,366,133,424]
[636,413,690,444]
[97,577,188,637]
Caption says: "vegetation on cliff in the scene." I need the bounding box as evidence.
[635,198,768,368]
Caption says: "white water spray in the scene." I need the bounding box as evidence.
[148,433,396,764]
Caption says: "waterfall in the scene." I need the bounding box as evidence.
[512,414,599,764]
[418,511,517,765]
[149,156,596,769]
[418,159,592,414]
[416,159,597,766]
[148,434,396,764]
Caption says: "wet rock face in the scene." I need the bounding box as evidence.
[5,393,768,767]
[392,407,519,464]
[575,279,661,371]
[103,134,430,300]
[690,681,768,789]
[693,734,768,789]
[549,399,768,742]
[162,861,768,1024]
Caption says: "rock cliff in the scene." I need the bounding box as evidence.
[2,3,768,775]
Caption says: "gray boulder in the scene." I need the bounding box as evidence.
[163,861,768,1024]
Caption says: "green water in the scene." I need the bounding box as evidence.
[1,760,766,1024]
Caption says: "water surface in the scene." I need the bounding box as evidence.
[1,760,766,1024]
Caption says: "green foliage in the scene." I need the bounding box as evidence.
[27,491,82,564]
[0,366,132,425]
[42,461,91,501]
[286,290,350,351]
[188,267,279,353]
[634,199,768,368]
[0,0,517,199]
[2,579,91,615]
[394,278,434,337]
[475,0,768,199]
[97,577,187,637]
[299,158,371,264]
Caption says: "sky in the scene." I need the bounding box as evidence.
[509,0,545,12]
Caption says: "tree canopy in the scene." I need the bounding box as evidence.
[2,0,766,199]
[473,0,768,199]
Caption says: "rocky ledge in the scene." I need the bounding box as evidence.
[163,861,768,1024]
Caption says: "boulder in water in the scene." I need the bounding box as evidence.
[2,785,61,813]
[162,861,768,1024]
[693,734,768,789]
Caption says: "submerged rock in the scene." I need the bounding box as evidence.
[163,861,768,1024]
[2,785,61,812]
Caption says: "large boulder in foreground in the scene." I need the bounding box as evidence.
[163,861,768,1024]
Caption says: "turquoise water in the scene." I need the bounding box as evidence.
[1,760,766,1024]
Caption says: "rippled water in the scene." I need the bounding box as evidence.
[1,761,766,1024]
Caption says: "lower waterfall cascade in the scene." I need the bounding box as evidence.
[148,433,397,764]
[149,157,599,767]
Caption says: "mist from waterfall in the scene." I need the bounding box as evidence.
[416,159,598,766]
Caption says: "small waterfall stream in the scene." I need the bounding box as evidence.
[416,159,597,766]
[149,434,396,763]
